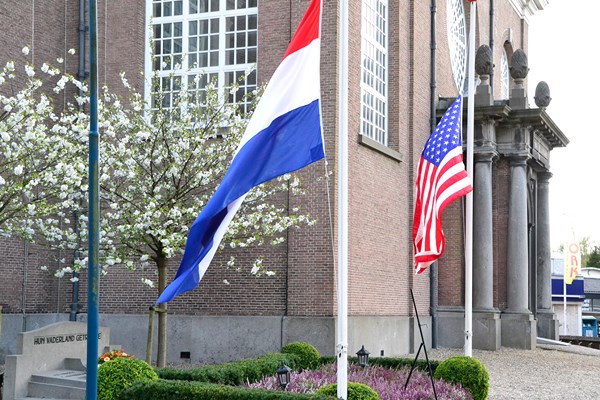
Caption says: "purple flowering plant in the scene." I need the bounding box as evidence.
[248,363,472,400]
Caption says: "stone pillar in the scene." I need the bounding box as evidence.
[502,155,536,349]
[536,171,559,339]
[473,152,495,310]
[473,152,501,350]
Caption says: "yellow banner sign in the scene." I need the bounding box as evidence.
[564,242,581,284]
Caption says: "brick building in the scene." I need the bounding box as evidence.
[0,0,565,365]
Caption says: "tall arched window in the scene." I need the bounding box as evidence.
[447,0,467,93]
[500,46,510,100]
[361,0,388,145]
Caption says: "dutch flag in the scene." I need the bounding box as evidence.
[157,0,324,304]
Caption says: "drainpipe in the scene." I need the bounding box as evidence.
[429,0,438,348]
[70,0,88,321]
[489,0,494,98]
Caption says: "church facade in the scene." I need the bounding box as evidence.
[0,0,564,365]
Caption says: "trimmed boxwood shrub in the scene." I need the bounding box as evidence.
[156,353,299,385]
[98,357,158,400]
[120,380,334,400]
[434,356,489,400]
[316,382,380,400]
[281,342,320,370]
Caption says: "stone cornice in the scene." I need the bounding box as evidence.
[509,108,569,149]
[508,0,550,21]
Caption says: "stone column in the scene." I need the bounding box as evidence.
[502,155,536,349]
[473,152,501,350]
[473,152,495,310]
[536,171,559,339]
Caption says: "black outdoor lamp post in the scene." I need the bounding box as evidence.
[276,364,292,390]
[356,345,370,367]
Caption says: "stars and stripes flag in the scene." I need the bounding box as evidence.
[156,0,324,304]
[412,95,473,274]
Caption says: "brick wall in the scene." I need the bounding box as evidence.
[0,1,532,321]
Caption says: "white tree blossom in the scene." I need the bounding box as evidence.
[2,54,317,368]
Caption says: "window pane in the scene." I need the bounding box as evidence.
[226,49,235,65]
[248,14,257,29]
[175,1,183,15]
[247,48,256,63]
[199,19,208,34]
[190,0,198,14]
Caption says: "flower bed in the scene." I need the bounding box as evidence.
[248,363,472,400]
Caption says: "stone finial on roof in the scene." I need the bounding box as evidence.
[534,81,552,108]
[475,44,494,76]
[475,45,494,106]
[510,49,529,80]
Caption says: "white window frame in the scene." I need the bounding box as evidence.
[360,0,388,146]
[144,0,258,112]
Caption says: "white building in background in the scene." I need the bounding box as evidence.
[581,268,600,313]
[551,252,584,336]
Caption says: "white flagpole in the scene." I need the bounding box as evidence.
[465,0,476,357]
[337,0,349,398]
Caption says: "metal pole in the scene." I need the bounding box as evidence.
[337,0,349,398]
[86,0,100,398]
[464,0,477,357]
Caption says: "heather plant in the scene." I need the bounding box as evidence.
[434,356,488,400]
[248,363,472,400]
[281,342,321,370]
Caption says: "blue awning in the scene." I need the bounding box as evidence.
[552,278,585,302]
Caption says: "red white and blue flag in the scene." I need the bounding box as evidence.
[157,0,324,304]
[412,96,472,274]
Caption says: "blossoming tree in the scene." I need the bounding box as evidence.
[50,69,315,367]
[2,48,317,367]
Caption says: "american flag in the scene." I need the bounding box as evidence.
[412,95,473,274]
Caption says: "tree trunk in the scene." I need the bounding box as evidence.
[156,255,168,368]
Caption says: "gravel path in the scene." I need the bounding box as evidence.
[426,344,600,399]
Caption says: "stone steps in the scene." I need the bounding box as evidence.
[20,369,87,400]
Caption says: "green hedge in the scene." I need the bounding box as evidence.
[156,353,299,385]
[318,356,439,373]
[120,380,334,400]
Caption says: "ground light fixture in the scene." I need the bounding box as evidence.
[356,345,370,367]
[276,364,292,390]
